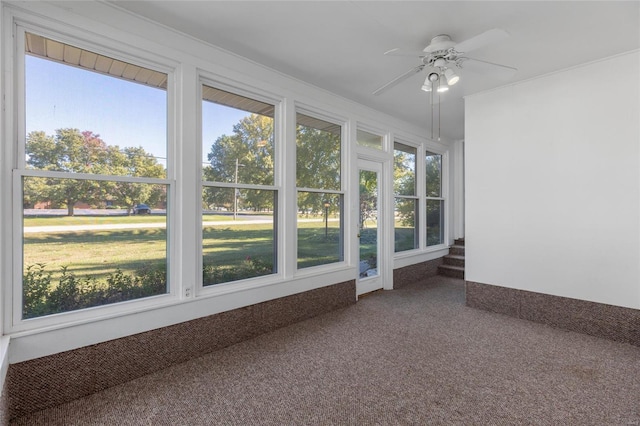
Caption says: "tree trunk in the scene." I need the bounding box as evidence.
[67,201,74,216]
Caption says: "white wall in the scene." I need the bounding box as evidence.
[465,51,640,309]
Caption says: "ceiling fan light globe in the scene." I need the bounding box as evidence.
[437,78,449,92]
[421,75,433,92]
[444,68,460,85]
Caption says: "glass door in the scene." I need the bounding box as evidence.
[357,160,383,295]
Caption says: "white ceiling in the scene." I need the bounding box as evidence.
[110,1,640,141]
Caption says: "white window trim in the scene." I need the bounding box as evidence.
[392,138,421,254]
[423,144,449,250]
[293,104,349,274]
[7,21,180,333]
[355,122,388,153]
[196,76,285,297]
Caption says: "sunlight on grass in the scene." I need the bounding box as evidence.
[24,218,349,283]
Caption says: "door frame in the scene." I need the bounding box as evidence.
[355,157,393,297]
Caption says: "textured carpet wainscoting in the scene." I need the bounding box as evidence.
[5,280,356,422]
[392,257,442,289]
[8,276,640,425]
[466,281,640,347]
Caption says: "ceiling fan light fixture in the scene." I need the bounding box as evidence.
[444,68,460,85]
[437,76,449,92]
[421,75,432,92]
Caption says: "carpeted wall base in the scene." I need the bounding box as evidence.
[392,257,443,289]
[5,257,446,422]
[466,281,640,347]
[0,382,8,426]
[5,280,356,421]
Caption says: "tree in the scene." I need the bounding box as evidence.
[203,114,274,211]
[106,146,166,214]
[394,149,416,227]
[25,128,166,215]
[296,124,341,215]
[26,129,107,215]
[425,153,442,197]
[359,170,377,229]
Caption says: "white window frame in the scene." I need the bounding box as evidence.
[293,105,348,275]
[355,123,388,153]
[196,75,285,297]
[423,143,449,250]
[6,21,179,333]
[393,139,421,254]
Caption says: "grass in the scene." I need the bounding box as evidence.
[24,218,344,283]
[394,226,417,252]
[24,215,419,293]
[24,228,168,280]
[24,214,235,227]
[23,212,421,317]
[297,220,343,268]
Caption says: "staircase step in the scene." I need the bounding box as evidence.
[449,245,465,256]
[438,264,465,279]
[443,254,465,267]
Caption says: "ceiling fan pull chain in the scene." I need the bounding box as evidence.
[438,87,441,141]
[430,89,434,140]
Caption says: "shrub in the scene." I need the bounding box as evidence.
[203,256,273,285]
[22,263,167,319]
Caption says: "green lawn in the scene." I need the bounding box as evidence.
[24,214,236,227]
[297,220,343,268]
[25,216,416,280]
[24,219,346,282]
[22,215,389,317]
[24,228,168,279]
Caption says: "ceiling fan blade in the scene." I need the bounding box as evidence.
[373,64,425,96]
[384,47,428,57]
[460,57,517,79]
[454,28,509,54]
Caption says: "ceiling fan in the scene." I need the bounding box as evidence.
[372,28,517,96]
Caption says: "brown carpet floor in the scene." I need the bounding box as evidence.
[12,276,640,425]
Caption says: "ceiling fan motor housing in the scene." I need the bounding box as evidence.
[425,34,456,52]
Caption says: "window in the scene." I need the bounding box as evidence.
[394,142,419,252]
[426,151,444,246]
[201,85,277,285]
[296,112,343,268]
[357,129,383,150]
[20,33,170,319]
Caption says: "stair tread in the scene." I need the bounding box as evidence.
[445,254,465,260]
[438,264,465,271]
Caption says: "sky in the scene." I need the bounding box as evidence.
[26,55,248,167]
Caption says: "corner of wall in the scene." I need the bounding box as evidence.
[0,337,10,426]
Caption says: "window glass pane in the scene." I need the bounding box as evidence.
[22,177,168,319]
[426,199,445,246]
[394,143,416,196]
[395,198,418,252]
[359,169,378,277]
[202,85,275,185]
[297,192,343,268]
[426,151,442,197]
[357,129,383,150]
[202,187,276,286]
[296,113,341,190]
[25,33,168,177]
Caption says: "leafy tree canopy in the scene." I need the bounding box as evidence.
[25,128,165,215]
